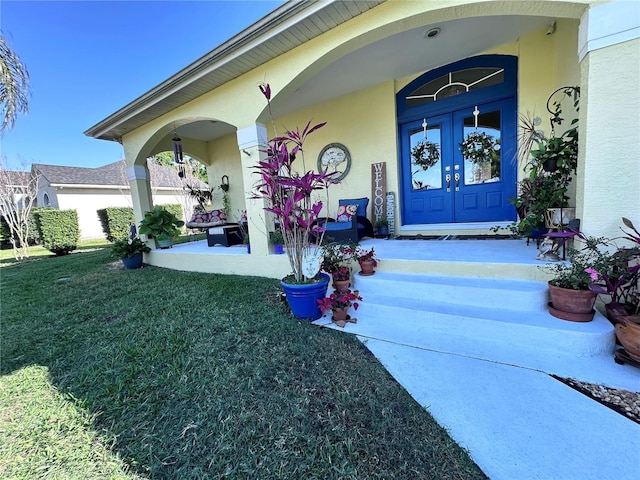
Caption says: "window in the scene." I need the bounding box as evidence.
[406,67,504,108]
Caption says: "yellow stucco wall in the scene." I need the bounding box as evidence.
[578,37,640,238]
[205,133,246,220]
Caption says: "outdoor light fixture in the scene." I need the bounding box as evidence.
[172,132,184,164]
[220,175,230,192]
[425,27,440,39]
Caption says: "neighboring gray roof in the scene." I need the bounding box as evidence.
[33,161,208,189]
[84,0,385,141]
[3,170,31,187]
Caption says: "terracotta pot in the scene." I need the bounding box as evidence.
[332,278,350,294]
[605,303,640,326]
[615,322,640,361]
[332,307,348,322]
[548,283,597,322]
[358,259,376,276]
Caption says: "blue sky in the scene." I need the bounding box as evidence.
[1,0,283,169]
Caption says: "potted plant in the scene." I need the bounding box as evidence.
[375,218,389,237]
[356,246,379,276]
[317,289,362,327]
[544,236,610,322]
[251,83,339,320]
[586,218,640,325]
[321,241,356,293]
[510,87,580,238]
[269,230,285,255]
[110,236,150,269]
[138,206,185,249]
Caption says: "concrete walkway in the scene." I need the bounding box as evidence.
[361,339,639,480]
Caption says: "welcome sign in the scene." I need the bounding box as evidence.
[371,162,386,225]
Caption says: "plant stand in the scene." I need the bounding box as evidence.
[614,348,640,368]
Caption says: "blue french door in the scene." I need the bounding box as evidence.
[400,97,517,225]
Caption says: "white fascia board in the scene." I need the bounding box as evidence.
[579,0,640,61]
[50,184,128,189]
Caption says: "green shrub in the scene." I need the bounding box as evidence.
[161,203,184,223]
[28,206,55,245]
[0,217,9,244]
[38,209,79,255]
[97,207,135,242]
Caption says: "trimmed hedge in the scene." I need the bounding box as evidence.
[0,217,9,244]
[28,206,55,245]
[37,209,79,255]
[97,207,135,242]
[155,204,185,233]
[161,204,184,223]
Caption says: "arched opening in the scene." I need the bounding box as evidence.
[397,54,518,226]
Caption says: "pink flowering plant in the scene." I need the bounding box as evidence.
[355,246,379,267]
[585,218,640,314]
[321,241,357,280]
[330,265,351,282]
[544,237,611,290]
[252,83,339,284]
[317,289,363,314]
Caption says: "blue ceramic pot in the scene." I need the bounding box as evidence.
[281,273,330,321]
[273,244,284,254]
[122,253,143,269]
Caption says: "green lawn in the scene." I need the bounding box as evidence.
[0,247,487,479]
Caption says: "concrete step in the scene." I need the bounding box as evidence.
[316,271,616,369]
[351,271,547,310]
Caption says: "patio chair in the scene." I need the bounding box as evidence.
[318,197,374,243]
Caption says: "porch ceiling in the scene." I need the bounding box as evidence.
[86,0,554,144]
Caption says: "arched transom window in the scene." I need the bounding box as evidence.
[405,67,504,108]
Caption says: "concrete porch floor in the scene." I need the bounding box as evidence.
[150,236,548,280]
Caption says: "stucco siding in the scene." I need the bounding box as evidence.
[578,37,640,239]
[206,133,246,221]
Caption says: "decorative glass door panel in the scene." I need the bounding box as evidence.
[410,124,442,191]
[400,114,452,224]
[462,110,501,186]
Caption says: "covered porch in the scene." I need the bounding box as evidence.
[85,1,639,264]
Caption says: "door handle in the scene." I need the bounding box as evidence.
[445,173,451,192]
[454,172,460,191]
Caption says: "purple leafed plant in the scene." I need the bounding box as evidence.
[251,83,339,283]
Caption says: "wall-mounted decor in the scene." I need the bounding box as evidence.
[371,162,387,225]
[317,143,351,181]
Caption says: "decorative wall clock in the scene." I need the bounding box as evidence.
[317,143,351,181]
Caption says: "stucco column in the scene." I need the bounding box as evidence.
[126,164,153,237]
[576,0,640,239]
[237,123,271,256]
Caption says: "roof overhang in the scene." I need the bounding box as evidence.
[84,0,386,142]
